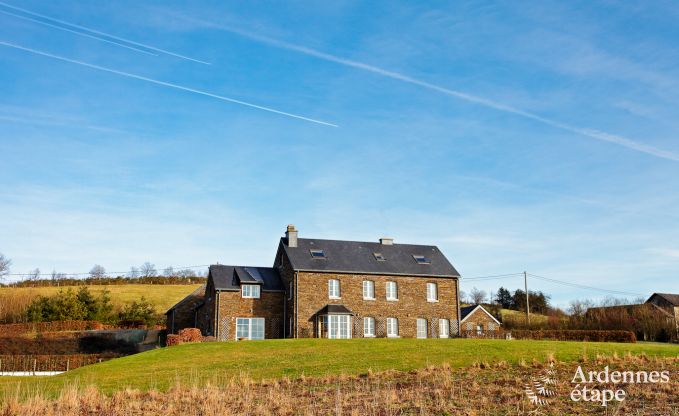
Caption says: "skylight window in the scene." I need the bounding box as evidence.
[373,252,386,261]
[413,255,431,265]
[310,249,326,259]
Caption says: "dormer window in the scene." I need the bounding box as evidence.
[242,284,260,298]
[373,252,386,261]
[310,249,326,259]
[413,255,431,265]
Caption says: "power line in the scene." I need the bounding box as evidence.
[527,273,643,297]
[462,273,524,281]
[461,271,644,298]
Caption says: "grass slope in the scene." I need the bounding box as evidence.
[0,284,203,314]
[1,338,677,398]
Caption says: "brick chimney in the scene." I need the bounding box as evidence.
[286,224,298,248]
[379,237,394,245]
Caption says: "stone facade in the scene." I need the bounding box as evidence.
[461,307,501,333]
[288,271,459,338]
[215,290,285,340]
[171,226,462,340]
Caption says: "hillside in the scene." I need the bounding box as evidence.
[0,284,203,320]
[1,338,677,399]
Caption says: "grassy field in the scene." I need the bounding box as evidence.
[500,308,550,323]
[0,284,203,315]
[1,338,677,398]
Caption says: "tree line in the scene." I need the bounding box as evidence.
[461,286,552,315]
[0,252,207,287]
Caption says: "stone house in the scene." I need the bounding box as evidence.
[167,225,462,340]
[459,305,502,335]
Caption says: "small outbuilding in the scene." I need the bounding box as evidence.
[460,305,502,335]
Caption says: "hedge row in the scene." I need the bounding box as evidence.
[510,329,636,343]
[6,276,207,288]
[0,320,105,336]
[0,354,119,372]
[0,333,142,355]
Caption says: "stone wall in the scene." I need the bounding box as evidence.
[216,290,285,340]
[295,272,459,338]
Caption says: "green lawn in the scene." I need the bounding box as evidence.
[1,338,677,399]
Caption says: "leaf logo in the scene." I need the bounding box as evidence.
[524,364,558,407]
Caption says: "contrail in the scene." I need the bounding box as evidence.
[0,9,158,56]
[0,41,337,127]
[180,15,679,162]
[0,1,210,65]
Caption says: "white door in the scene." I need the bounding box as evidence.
[439,319,450,338]
[326,315,351,339]
[236,318,265,340]
[416,318,427,339]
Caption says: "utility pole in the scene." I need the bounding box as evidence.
[524,271,530,326]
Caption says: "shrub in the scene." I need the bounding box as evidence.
[0,320,104,336]
[25,288,115,324]
[509,329,636,343]
[118,297,159,327]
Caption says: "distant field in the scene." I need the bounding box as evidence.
[1,338,676,399]
[0,284,203,315]
[500,308,550,323]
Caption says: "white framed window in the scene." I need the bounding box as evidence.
[439,319,450,338]
[363,317,375,337]
[323,315,351,339]
[476,324,483,335]
[416,318,427,339]
[363,280,375,300]
[426,282,438,302]
[328,279,340,299]
[488,323,495,331]
[466,323,473,331]
[236,317,265,340]
[386,281,398,301]
[241,285,261,299]
[387,317,399,337]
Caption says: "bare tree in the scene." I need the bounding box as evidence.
[27,268,41,281]
[128,267,139,278]
[470,287,488,304]
[459,290,468,304]
[0,253,11,280]
[51,270,66,280]
[140,262,157,278]
[176,268,194,278]
[89,264,106,278]
[163,266,175,277]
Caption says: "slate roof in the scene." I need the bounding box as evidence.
[165,284,206,314]
[281,238,459,278]
[316,304,355,315]
[460,304,502,325]
[460,305,478,320]
[209,265,285,291]
[649,293,679,306]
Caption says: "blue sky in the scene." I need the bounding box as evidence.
[1,1,678,307]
